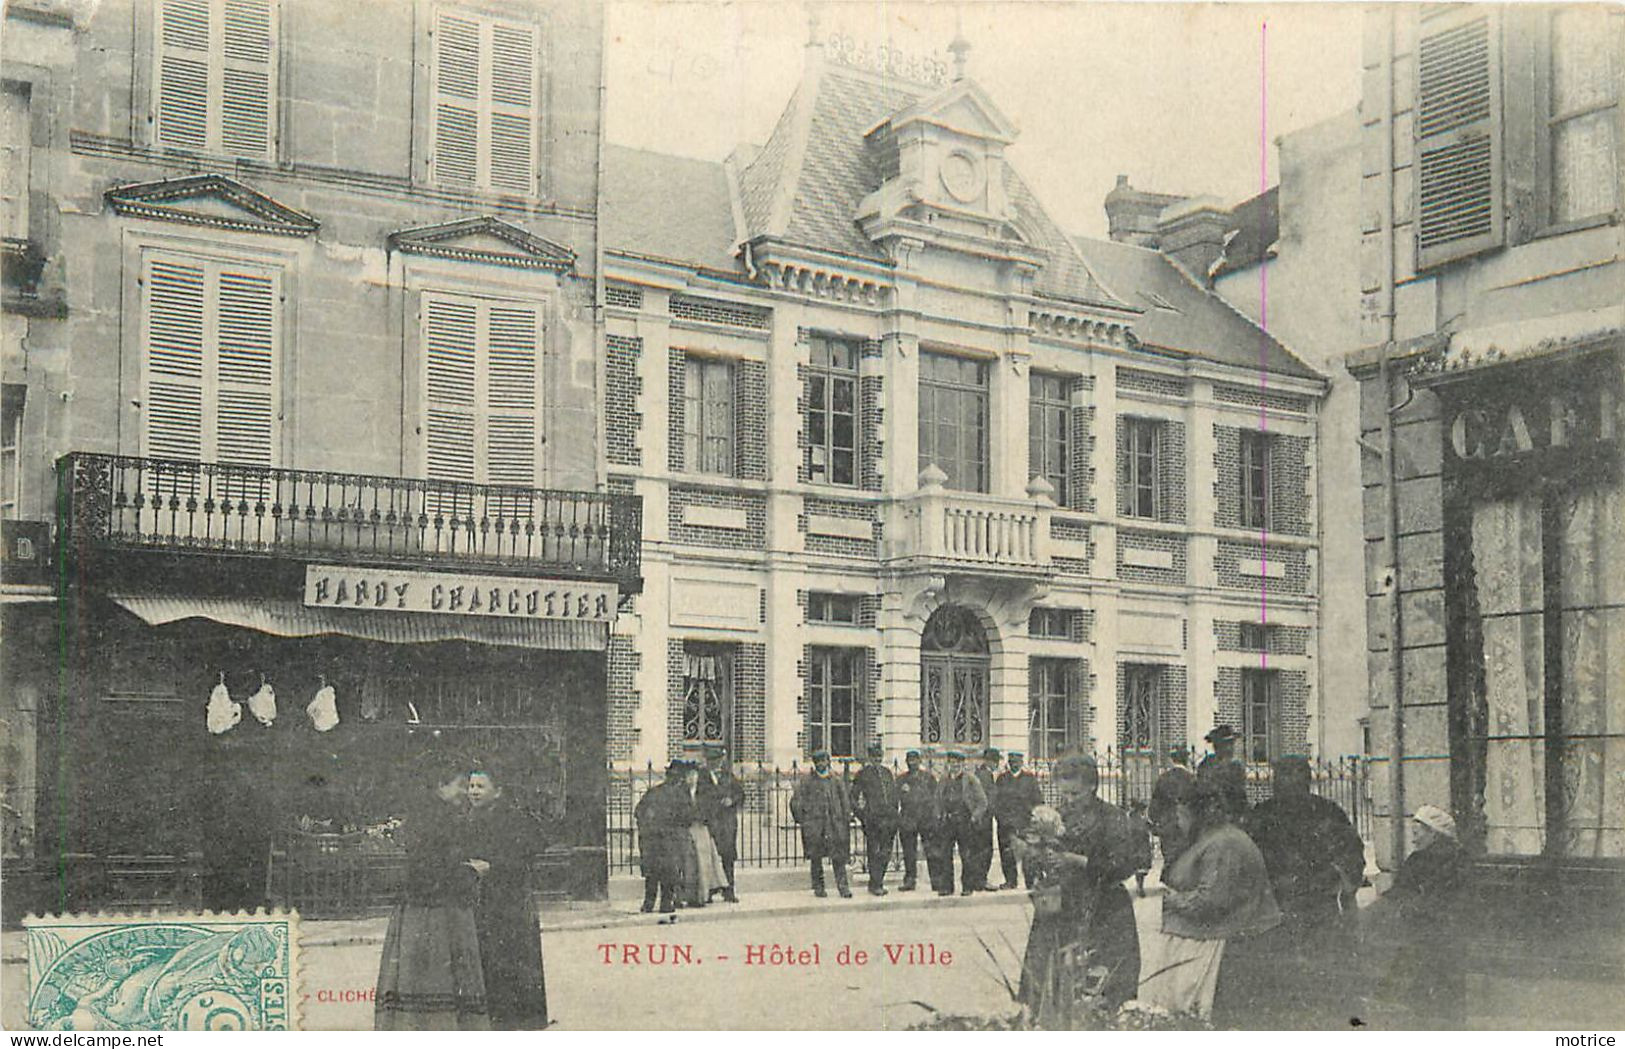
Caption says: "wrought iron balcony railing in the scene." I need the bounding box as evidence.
[58,452,642,590]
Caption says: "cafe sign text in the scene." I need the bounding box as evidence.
[303,565,615,622]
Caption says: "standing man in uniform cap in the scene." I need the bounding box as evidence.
[634,760,685,913]
[970,747,1001,890]
[922,746,954,894]
[939,749,989,896]
[896,748,935,892]
[993,750,1044,890]
[789,748,853,898]
[1197,725,1249,820]
[851,740,902,895]
[699,744,744,903]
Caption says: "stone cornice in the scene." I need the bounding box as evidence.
[387,216,576,272]
[104,173,319,237]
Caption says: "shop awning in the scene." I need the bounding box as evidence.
[107,593,608,651]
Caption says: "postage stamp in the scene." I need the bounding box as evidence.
[22,912,300,1032]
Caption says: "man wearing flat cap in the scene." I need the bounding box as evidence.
[896,748,936,892]
[1197,725,1249,819]
[938,749,989,896]
[967,747,1001,891]
[789,748,853,898]
[993,750,1044,890]
[852,741,902,895]
[698,744,744,903]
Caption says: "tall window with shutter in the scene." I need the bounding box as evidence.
[1414,7,1504,269]
[421,292,544,512]
[153,0,278,159]
[139,251,281,473]
[430,8,539,195]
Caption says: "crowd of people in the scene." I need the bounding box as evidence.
[373,760,548,1031]
[633,743,744,910]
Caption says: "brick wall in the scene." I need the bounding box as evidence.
[667,485,768,550]
[1214,382,1311,415]
[735,359,768,481]
[665,639,688,759]
[605,283,643,310]
[799,496,881,559]
[1117,530,1188,585]
[860,373,884,492]
[667,349,686,472]
[1117,366,1188,399]
[669,294,769,330]
[607,635,641,761]
[1214,424,1243,529]
[605,334,642,467]
[1215,539,1311,594]
[1214,620,1310,655]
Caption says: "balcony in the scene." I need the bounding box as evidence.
[58,453,643,592]
[887,465,1053,576]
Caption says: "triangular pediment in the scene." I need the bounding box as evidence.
[888,78,1019,145]
[387,217,576,272]
[105,175,319,237]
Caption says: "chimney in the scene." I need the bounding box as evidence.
[1104,175,1184,247]
[1156,196,1231,285]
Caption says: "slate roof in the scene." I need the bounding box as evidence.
[1076,235,1319,379]
[602,144,738,272]
[1212,185,1279,279]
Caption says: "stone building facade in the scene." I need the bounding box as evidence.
[0,0,636,909]
[599,37,1326,772]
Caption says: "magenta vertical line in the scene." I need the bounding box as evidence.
[1258,18,1270,673]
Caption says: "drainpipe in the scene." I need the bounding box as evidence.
[1377,9,1407,869]
[592,9,609,492]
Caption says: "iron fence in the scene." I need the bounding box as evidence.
[606,751,1371,875]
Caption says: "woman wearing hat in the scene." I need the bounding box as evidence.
[1362,804,1468,1028]
[1137,773,1281,1022]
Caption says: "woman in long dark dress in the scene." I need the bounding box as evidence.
[464,767,548,1030]
[374,765,488,1030]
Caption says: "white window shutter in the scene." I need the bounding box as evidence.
[213,266,279,467]
[143,256,208,461]
[1415,8,1505,269]
[156,0,212,150]
[423,294,480,487]
[484,303,541,487]
[219,0,277,158]
[431,11,482,187]
[487,22,537,194]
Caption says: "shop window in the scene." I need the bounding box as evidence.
[807,646,862,758]
[683,356,734,476]
[139,249,281,472]
[682,644,732,746]
[421,291,544,512]
[1028,607,1072,640]
[1240,430,1270,529]
[153,0,279,159]
[1242,669,1278,764]
[1028,657,1077,760]
[429,7,539,194]
[1028,371,1070,505]
[1120,663,1162,754]
[918,351,988,493]
[1120,417,1162,519]
[807,592,860,625]
[806,336,857,486]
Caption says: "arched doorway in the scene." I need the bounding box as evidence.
[920,605,991,748]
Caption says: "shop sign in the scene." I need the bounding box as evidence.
[303,564,614,622]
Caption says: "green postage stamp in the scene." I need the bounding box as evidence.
[22,912,300,1031]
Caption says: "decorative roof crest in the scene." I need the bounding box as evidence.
[825,32,949,87]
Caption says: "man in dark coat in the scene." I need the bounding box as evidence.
[938,749,989,896]
[922,747,956,894]
[1148,744,1197,864]
[970,747,1001,890]
[789,748,852,898]
[1246,755,1367,1026]
[633,762,685,913]
[1197,725,1249,819]
[895,748,936,892]
[699,745,744,903]
[851,740,901,895]
[993,750,1044,889]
